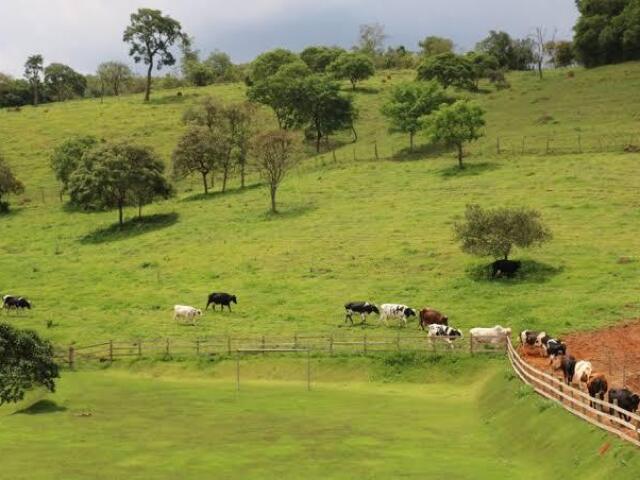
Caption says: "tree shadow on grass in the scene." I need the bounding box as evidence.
[261,203,317,221]
[438,162,500,179]
[390,143,450,162]
[15,399,67,415]
[352,86,380,95]
[467,259,564,284]
[79,212,179,245]
[147,92,200,105]
[181,182,263,203]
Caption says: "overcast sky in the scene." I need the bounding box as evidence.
[0,0,578,77]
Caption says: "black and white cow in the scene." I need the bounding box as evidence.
[491,259,521,278]
[379,304,416,327]
[344,302,379,325]
[542,338,566,358]
[206,292,237,311]
[427,324,463,349]
[608,388,640,422]
[2,295,32,313]
[520,330,545,348]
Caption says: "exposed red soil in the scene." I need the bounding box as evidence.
[519,319,640,392]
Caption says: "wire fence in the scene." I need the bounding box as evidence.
[53,332,508,368]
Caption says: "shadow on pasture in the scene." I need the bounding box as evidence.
[261,203,317,221]
[390,143,449,162]
[15,400,67,415]
[466,259,564,284]
[182,182,263,202]
[146,92,200,105]
[79,212,179,245]
[438,161,500,179]
[352,86,380,95]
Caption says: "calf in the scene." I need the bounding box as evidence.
[551,354,576,385]
[574,360,593,390]
[587,373,608,411]
[344,302,379,325]
[608,388,640,422]
[418,308,448,330]
[173,305,202,325]
[491,259,521,278]
[206,292,237,311]
[427,324,463,350]
[379,304,416,327]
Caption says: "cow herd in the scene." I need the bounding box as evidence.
[173,292,238,324]
[520,330,640,422]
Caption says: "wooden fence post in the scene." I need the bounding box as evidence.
[236,353,240,392]
[374,141,379,160]
[68,346,75,369]
[329,335,333,355]
[363,334,368,355]
[496,137,500,154]
[261,335,266,354]
[521,136,526,155]
[294,333,298,349]
[332,149,337,163]
[227,336,231,355]
[138,340,142,358]
[165,338,170,357]
[307,349,311,392]
[396,332,400,352]
[469,334,474,356]
[196,339,200,356]
[546,138,550,154]
[578,135,582,153]
[109,340,114,362]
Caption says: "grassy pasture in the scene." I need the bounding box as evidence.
[0,63,638,346]
[0,357,638,479]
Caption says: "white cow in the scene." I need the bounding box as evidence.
[427,324,463,349]
[574,360,593,390]
[469,325,512,345]
[173,305,202,325]
[379,304,417,327]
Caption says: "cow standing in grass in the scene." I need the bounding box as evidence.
[379,304,416,327]
[206,292,237,311]
[418,308,448,330]
[2,295,32,314]
[427,324,463,349]
[344,302,379,325]
[174,305,202,325]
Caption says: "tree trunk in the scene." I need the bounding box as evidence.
[270,186,277,213]
[118,202,124,226]
[33,83,39,106]
[351,79,356,91]
[222,166,228,193]
[114,79,120,96]
[240,161,245,189]
[351,124,358,143]
[144,59,153,102]
[138,203,143,219]
[316,131,322,153]
[538,62,543,80]
[409,132,414,152]
[202,172,209,195]
[457,143,464,169]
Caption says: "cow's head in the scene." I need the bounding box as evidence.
[371,305,380,315]
[451,328,462,338]
[631,394,640,412]
[196,309,203,316]
[231,296,237,304]
[404,308,416,318]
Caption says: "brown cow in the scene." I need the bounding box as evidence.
[587,373,608,411]
[419,308,448,330]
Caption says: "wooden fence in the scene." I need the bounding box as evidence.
[506,337,640,447]
[54,332,507,367]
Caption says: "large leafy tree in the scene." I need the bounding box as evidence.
[24,54,44,106]
[300,46,346,73]
[123,8,189,101]
[249,48,299,84]
[0,74,31,108]
[417,52,476,90]
[96,61,133,97]
[69,142,173,225]
[172,126,220,194]
[50,135,99,199]
[424,100,485,168]
[545,40,575,68]
[0,324,59,405]
[465,52,500,89]
[418,36,454,57]
[476,31,535,70]
[252,130,299,213]
[381,80,451,151]
[44,63,87,102]
[328,52,375,90]
[224,102,256,188]
[454,204,552,261]
[0,153,25,213]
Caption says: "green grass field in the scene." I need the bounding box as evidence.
[0,357,638,479]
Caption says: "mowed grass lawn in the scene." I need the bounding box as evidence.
[0,358,638,480]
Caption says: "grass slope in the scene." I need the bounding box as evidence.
[0,64,638,345]
[0,358,638,479]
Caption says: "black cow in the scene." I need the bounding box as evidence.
[206,292,237,311]
[608,388,640,422]
[587,373,608,411]
[551,354,576,385]
[491,259,521,278]
[2,295,32,313]
[344,302,379,325]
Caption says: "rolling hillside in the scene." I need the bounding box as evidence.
[0,64,638,344]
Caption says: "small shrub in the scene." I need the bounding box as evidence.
[567,70,575,78]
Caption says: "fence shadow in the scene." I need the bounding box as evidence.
[80,212,179,245]
[467,260,563,284]
[182,182,263,203]
[15,399,67,415]
[438,161,500,178]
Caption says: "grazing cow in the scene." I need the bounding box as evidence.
[469,325,511,345]
[608,389,640,422]
[574,361,593,390]
[520,330,545,349]
[379,304,416,327]
[206,292,237,311]
[344,302,379,325]
[427,324,463,349]
[542,338,566,358]
[551,354,576,385]
[418,308,448,330]
[587,373,608,410]
[491,259,521,278]
[2,295,32,313]
[173,305,202,325]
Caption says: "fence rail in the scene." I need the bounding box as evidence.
[506,338,640,447]
[53,332,507,367]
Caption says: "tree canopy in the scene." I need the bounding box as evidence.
[0,323,59,405]
[249,48,299,84]
[417,52,476,90]
[328,52,375,90]
[69,142,173,224]
[476,30,535,70]
[300,46,346,73]
[172,126,220,195]
[454,204,552,261]
[123,8,189,101]
[96,61,133,96]
[0,153,25,213]
[358,23,387,55]
[50,135,99,198]
[24,54,43,106]
[381,80,451,151]
[424,100,485,168]
[418,36,454,57]
[44,63,86,102]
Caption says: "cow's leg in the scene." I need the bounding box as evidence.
[227,304,232,312]
[360,312,366,325]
